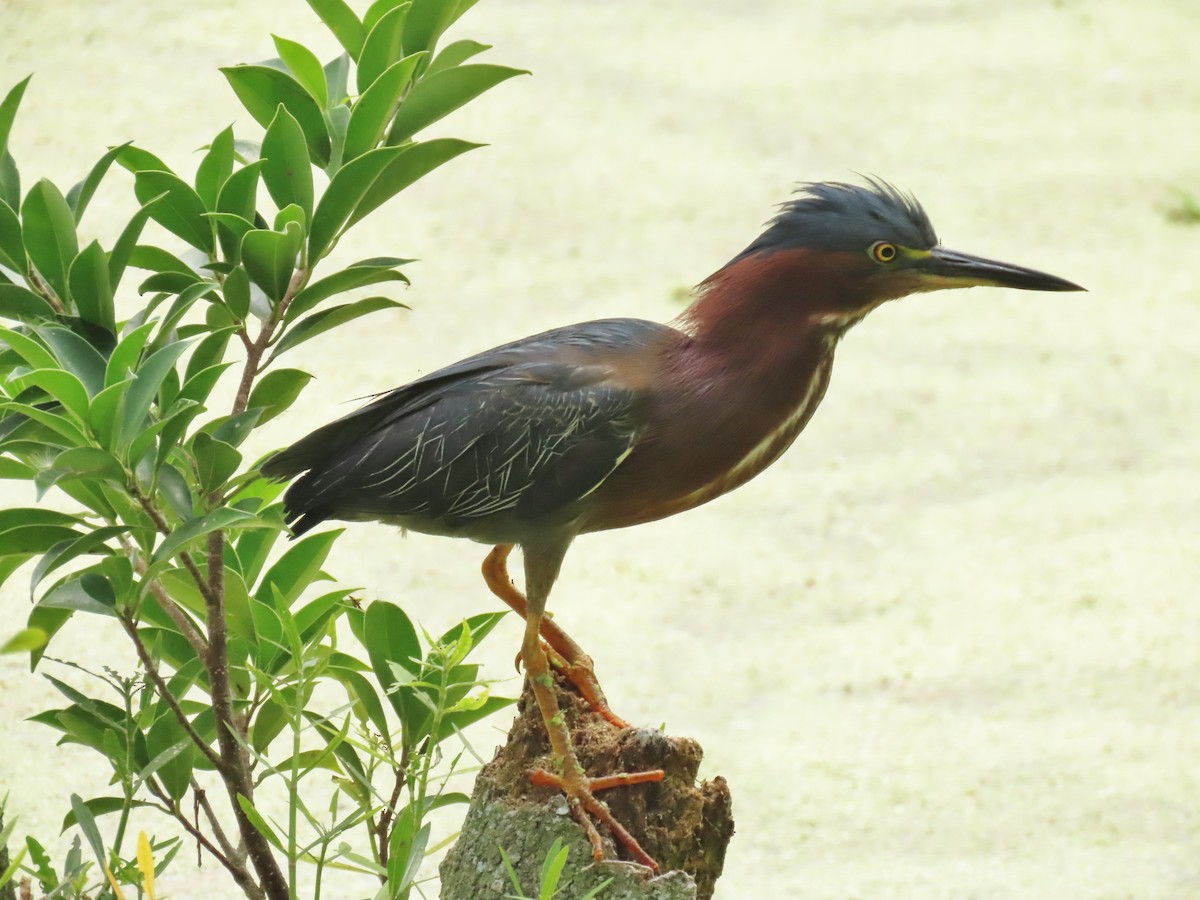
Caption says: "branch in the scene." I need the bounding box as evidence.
[231,267,307,418]
[192,780,242,865]
[375,765,407,874]
[203,530,289,900]
[144,779,263,900]
[120,614,223,771]
[122,535,209,659]
[133,487,215,607]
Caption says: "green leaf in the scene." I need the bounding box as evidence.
[364,600,421,725]
[294,588,351,641]
[207,212,256,264]
[21,179,79,302]
[246,367,312,424]
[222,263,251,319]
[66,142,133,224]
[249,595,286,670]
[212,408,262,447]
[324,53,351,107]
[144,722,194,802]
[0,150,19,213]
[0,401,91,447]
[328,663,390,738]
[344,54,426,162]
[437,610,506,650]
[143,508,273,586]
[192,432,241,494]
[39,572,116,616]
[34,446,125,499]
[177,363,233,410]
[221,66,331,165]
[157,462,194,519]
[356,5,410,94]
[67,240,116,333]
[0,198,25,271]
[185,326,236,383]
[133,170,214,254]
[194,125,235,210]
[119,339,190,451]
[2,627,45,653]
[388,820,429,891]
[59,798,152,833]
[305,0,366,60]
[115,145,173,176]
[436,693,514,743]
[255,527,341,608]
[0,324,57,369]
[274,202,306,235]
[0,283,57,323]
[216,161,263,221]
[0,457,34,479]
[105,320,156,387]
[427,39,491,77]
[356,138,480,227]
[387,64,525,145]
[107,195,163,290]
[307,144,406,259]
[275,297,405,356]
[0,76,31,159]
[69,794,108,872]
[36,324,108,395]
[240,222,303,302]
[285,257,410,322]
[403,0,474,55]
[30,523,127,598]
[11,368,91,421]
[261,106,314,219]
[27,604,70,668]
[273,35,328,107]
[149,279,219,343]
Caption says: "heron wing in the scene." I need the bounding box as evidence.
[264,318,672,536]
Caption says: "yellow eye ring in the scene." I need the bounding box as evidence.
[870,241,898,263]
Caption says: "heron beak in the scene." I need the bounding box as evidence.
[917,246,1085,293]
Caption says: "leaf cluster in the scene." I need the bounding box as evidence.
[0,2,524,898]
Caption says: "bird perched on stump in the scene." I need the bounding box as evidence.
[263,178,1083,871]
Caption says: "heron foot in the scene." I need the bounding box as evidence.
[513,640,631,729]
[530,764,665,872]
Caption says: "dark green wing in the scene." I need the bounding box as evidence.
[264,318,671,537]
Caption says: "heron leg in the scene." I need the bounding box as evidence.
[517,553,664,872]
[483,544,630,729]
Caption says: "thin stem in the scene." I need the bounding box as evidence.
[133,488,215,605]
[121,534,209,659]
[145,779,264,900]
[121,614,224,770]
[192,781,241,864]
[231,267,307,418]
[375,766,406,873]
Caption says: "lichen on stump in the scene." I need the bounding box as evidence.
[440,672,734,900]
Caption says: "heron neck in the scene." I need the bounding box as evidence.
[675,249,850,377]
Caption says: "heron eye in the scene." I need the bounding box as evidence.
[870,241,898,263]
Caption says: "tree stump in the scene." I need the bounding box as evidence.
[440,672,734,899]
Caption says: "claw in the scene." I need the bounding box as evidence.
[530,766,664,872]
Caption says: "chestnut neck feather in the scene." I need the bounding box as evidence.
[583,248,873,532]
[677,247,862,372]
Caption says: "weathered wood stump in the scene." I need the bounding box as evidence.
[440,671,734,899]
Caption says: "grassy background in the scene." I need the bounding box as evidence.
[2,0,1199,896]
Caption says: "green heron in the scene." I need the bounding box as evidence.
[263,179,1083,871]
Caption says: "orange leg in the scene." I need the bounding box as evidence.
[516,592,664,872]
[482,544,630,729]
